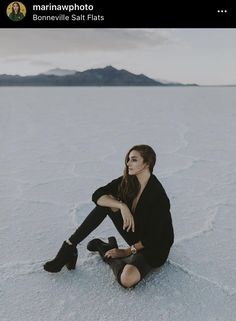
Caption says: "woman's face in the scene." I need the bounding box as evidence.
[127,150,149,176]
[13,3,20,13]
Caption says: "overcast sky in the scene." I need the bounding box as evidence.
[0,28,235,85]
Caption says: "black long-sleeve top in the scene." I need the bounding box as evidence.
[92,174,174,268]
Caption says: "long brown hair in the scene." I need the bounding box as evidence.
[117,145,156,204]
[11,2,21,14]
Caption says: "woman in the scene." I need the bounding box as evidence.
[8,2,25,21]
[44,145,174,288]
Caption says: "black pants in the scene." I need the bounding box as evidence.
[68,206,153,286]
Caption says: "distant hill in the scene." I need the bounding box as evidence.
[0,66,198,86]
[40,68,76,76]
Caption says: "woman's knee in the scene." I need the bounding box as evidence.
[94,205,110,215]
[120,264,141,288]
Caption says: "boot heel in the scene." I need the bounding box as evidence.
[66,253,78,270]
[108,237,118,249]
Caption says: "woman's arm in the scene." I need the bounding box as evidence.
[96,194,123,209]
[92,176,134,231]
[98,195,135,232]
[132,241,144,251]
[124,241,144,255]
[105,241,144,259]
[92,176,122,205]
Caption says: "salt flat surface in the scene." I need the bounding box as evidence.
[0,87,235,321]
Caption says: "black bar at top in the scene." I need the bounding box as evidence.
[0,0,235,28]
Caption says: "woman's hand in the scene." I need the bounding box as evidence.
[104,248,131,259]
[119,203,135,232]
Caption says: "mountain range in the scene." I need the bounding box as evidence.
[0,66,198,86]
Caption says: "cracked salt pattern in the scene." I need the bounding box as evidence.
[0,87,235,321]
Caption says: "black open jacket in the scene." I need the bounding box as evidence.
[92,174,174,268]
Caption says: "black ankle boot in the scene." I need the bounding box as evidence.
[87,236,118,261]
[43,241,78,273]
